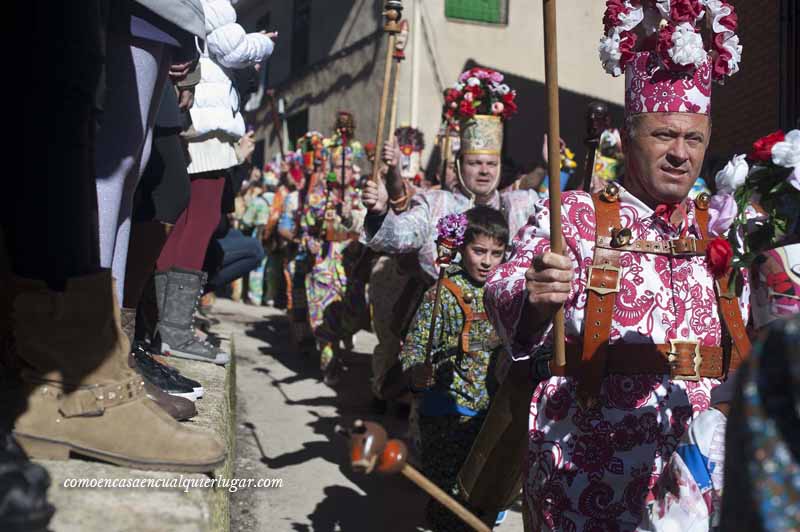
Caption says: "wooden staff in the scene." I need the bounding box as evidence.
[388,20,409,135]
[423,269,447,366]
[543,0,566,367]
[339,420,491,532]
[371,1,404,183]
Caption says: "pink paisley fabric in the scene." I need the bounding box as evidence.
[626,52,712,116]
[484,186,749,531]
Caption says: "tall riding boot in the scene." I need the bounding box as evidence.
[11,271,225,472]
[156,268,229,365]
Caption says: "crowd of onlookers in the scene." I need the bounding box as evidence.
[4,1,276,528]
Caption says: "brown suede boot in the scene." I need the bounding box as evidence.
[11,271,225,472]
[120,307,137,344]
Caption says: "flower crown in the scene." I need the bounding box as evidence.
[443,68,518,122]
[599,0,741,83]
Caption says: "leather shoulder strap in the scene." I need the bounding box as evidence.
[694,196,752,369]
[578,192,623,403]
[440,277,479,355]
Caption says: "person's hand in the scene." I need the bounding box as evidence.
[410,364,434,391]
[262,31,279,40]
[238,132,256,160]
[382,139,400,168]
[525,252,573,322]
[361,179,389,215]
[307,239,321,255]
[169,59,195,82]
[178,87,194,110]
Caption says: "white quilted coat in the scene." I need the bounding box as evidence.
[187,0,273,173]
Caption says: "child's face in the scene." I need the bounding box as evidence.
[462,235,506,284]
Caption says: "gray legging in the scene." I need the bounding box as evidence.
[95,32,170,304]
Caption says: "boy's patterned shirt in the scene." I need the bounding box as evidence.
[400,266,501,414]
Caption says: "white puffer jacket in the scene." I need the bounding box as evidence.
[187,0,273,173]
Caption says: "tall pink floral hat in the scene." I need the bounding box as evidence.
[599,0,742,116]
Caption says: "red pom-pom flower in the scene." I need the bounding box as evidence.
[706,237,733,278]
[750,130,785,162]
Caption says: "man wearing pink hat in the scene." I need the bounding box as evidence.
[484,2,747,530]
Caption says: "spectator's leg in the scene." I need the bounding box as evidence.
[95,33,169,305]
[158,175,225,272]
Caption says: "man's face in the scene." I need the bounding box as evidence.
[461,235,506,284]
[460,154,501,197]
[624,113,710,205]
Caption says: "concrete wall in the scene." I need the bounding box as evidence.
[238,0,627,171]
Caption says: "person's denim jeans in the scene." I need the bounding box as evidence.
[206,229,265,291]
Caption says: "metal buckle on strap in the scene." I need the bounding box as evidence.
[668,340,702,381]
[668,239,697,255]
[586,264,621,296]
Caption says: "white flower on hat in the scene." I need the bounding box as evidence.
[599,29,623,77]
[706,0,734,33]
[771,130,800,169]
[466,77,480,87]
[618,4,644,31]
[495,84,511,95]
[669,23,708,68]
[454,82,465,92]
[715,153,749,194]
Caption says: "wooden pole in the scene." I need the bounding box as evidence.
[388,59,402,136]
[423,269,446,366]
[402,465,492,532]
[543,0,566,367]
[371,2,404,183]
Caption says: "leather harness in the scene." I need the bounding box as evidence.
[550,186,752,402]
[440,277,501,356]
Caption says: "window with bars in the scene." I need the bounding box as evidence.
[445,0,509,25]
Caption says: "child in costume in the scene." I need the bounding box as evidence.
[400,206,509,532]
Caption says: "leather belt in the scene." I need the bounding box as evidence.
[595,236,710,256]
[551,342,738,381]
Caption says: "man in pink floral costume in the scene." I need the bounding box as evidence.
[484,2,748,530]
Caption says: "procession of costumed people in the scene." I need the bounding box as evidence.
[6,0,799,531]
[246,0,800,526]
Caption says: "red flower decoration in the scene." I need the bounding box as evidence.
[669,0,703,23]
[718,4,738,31]
[603,0,630,33]
[750,130,785,162]
[466,85,483,98]
[706,237,733,278]
[767,272,793,294]
[619,31,638,69]
[445,88,460,103]
[458,100,476,118]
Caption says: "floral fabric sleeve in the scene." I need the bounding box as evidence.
[363,193,433,255]
[484,192,588,362]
